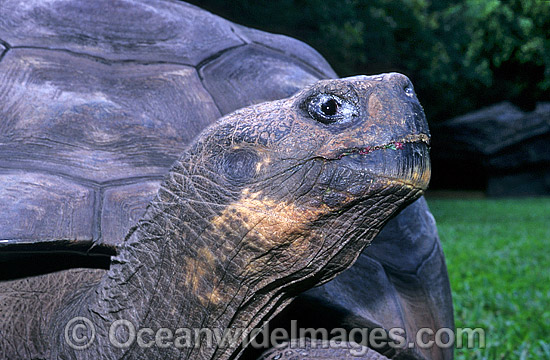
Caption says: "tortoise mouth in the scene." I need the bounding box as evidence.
[335,133,430,159]
[336,134,431,190]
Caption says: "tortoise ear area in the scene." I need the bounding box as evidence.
[219,148,260,185]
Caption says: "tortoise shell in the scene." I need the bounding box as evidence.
[0,0,334,247]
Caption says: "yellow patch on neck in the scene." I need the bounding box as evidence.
[211,188,329,246]
[183,188,331,306]
[182,246,219,305]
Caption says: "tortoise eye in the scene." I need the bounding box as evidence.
[321,98,338,116]
[307,93,357,125]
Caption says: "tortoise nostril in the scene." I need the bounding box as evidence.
[386,73,415,97]
[403,83,415,97]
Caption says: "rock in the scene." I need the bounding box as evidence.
[431,102,550,196]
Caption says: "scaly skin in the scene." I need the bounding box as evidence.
[0,74,430,360]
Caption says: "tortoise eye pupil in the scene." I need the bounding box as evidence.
[321,99,338,116]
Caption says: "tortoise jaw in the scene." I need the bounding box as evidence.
[335,134,431,191]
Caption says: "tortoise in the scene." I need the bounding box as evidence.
[0,1,453,359]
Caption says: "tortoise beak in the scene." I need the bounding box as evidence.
[337,139,431,191]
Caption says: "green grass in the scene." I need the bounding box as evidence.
[427,197,550,359]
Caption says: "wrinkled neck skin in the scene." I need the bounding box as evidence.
[50,149,421,360]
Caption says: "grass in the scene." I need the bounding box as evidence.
[427,197,550,359]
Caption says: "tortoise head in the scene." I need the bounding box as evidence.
[175,73,430,293]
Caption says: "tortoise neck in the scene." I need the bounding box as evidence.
[53,161,275,359]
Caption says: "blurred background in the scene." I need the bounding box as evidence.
[188,0,550,196]
[186,1,550,358]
